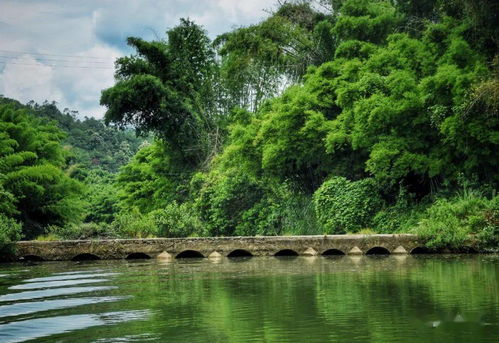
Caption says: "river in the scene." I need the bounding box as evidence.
[0,255,498,342]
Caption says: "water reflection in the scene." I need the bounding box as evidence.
[0,255,496,343]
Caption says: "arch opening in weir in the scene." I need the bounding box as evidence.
[126,252,151,260]
[366,247,390,255]
[322,249,345,256]
[274,249,299,257]
[175,250,205,259]
[410,247,433,254]
[72,253,100,261]
[227,249,253,258]
[455,246,478,254]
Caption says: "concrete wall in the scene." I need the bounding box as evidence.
[13,234,427,261]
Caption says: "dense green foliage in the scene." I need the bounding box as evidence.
[0,103,85,238]
[0,98,144,246]
[416,190,498,251]
[97,0,498,249]
[100,19,219,167]
[0,214,22,256]
[314,177,383,233]
[2,0,497,251]
[214,2,333,112]
[0,97,143,173]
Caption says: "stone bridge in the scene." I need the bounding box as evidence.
[11,234,439,262]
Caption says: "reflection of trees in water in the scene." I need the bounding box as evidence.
[154,256,498,342]
[315,272,438,341]
[22,257,495,342]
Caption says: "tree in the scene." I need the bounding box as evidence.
[319,13,491,192]
[214,2,334,112]
[101,19,219,167]
[116,141,189,214]
[0,104,85,238]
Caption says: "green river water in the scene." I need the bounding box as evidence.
[0,255,498,342]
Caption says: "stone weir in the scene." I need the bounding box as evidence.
[12,234,436,262]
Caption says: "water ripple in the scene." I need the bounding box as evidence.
[0,286,117,302]
[92,333,158,342]
[24,272,118,283]
[0,296,126,317]
[0,310,151,343]
[55,269,106,275]
[10,278,109,290]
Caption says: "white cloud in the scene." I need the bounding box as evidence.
[52,44,122,118]
[0,55,63,105]
[216,0,272,22]
[0,45,120,118]
[0,0,276,118]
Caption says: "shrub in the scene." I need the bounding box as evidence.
[195,171,266,236]
[0,214,22,257]
[235,198,281,236]
[373,187,428,233]
[415,199,470,249]
[477,224,498,252]
[196,169,322,237]
[414,191,498,250]
[45,222,118,240]
[111,209,158,238]
[314,177,384,234]
[84,173,120,224]
[277,194,321,236]
[236,187,321,236]
[373,207,423,233]
[472,195,498,251]
[150,202,201,237]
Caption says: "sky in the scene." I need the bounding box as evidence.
[0,0,274,118]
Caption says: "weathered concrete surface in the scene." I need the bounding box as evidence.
[12,234,427,261]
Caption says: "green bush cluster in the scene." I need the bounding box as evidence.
[194,171,321,237]
[108,209,157,238]
[0,214,22,257]
[372,188,428,233]
[45,222,118,240]
[314,177,384,234]
[414,192,498,250]
[150,202,201,238]
[91,0,497,250]
[236,186,320,236]
[195,171,267,236]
